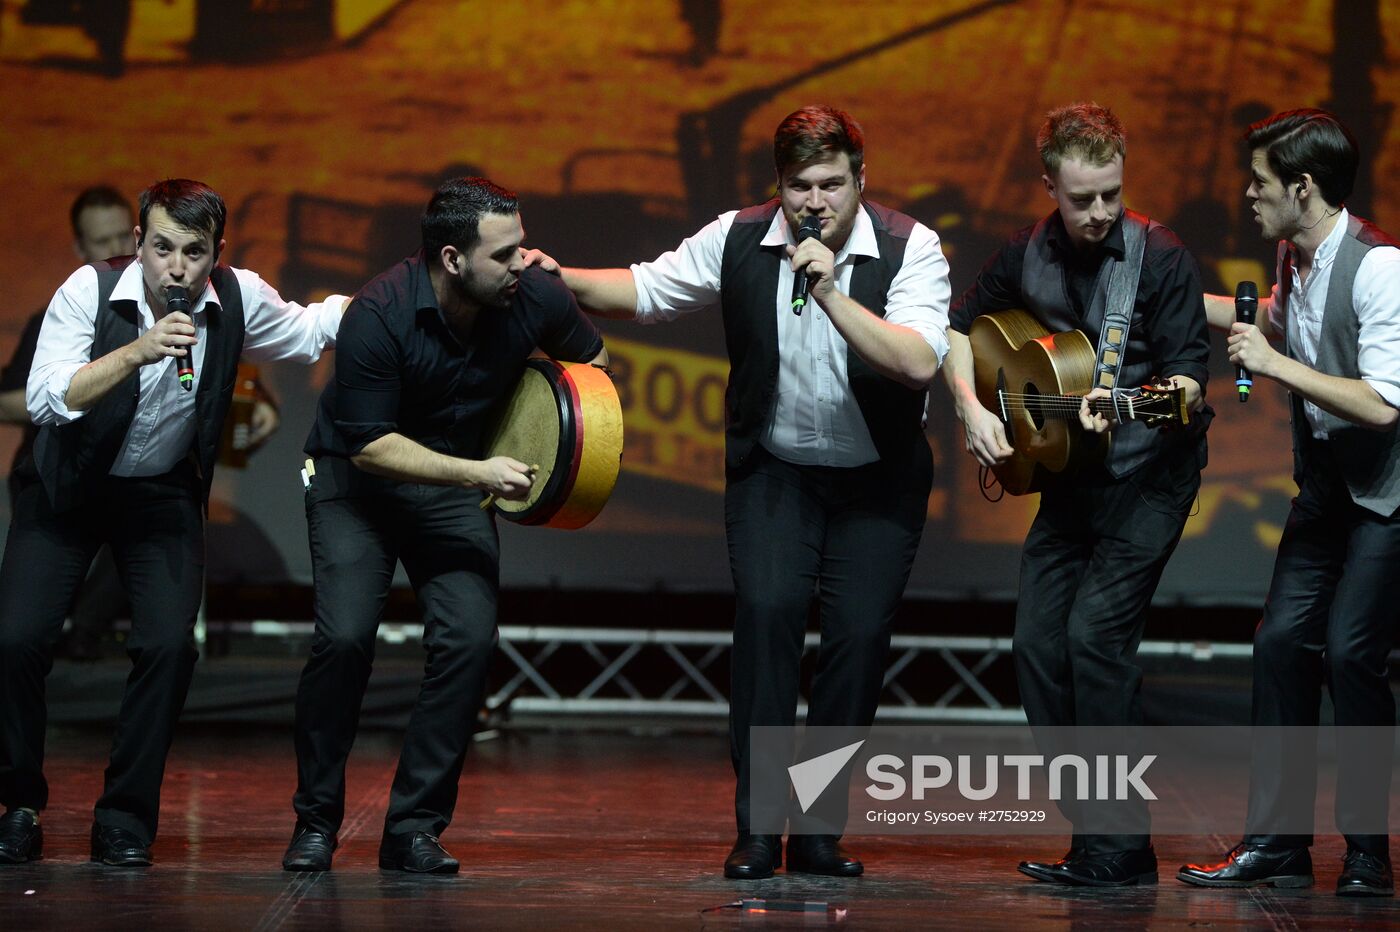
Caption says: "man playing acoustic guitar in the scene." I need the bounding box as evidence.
[941,102,1212,886]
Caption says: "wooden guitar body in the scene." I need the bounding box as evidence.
[969,309,1108,495]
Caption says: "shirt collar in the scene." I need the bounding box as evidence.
[119,259,218,316]
[1047,209,1128,260]
[760,203,879,264]
[412,250,443,313]
[1310,206,1350,270]
[413,250,469,348]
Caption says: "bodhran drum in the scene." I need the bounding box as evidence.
[481,358,623,529]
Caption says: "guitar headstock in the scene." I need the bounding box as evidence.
[1134,379,1190,427]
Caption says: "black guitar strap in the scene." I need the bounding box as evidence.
[1094,213,1149,424]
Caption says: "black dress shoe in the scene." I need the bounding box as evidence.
[378,832,459,874]
[282,823,337,872]
[0,809,43,864]
[1336,849,1394,897]
[786,834,863,877]
[1050,847,1157,887]
[90,823,152,867]
[1177,843,1312,888]
[1018,846,1085,883]
[724,833,781,879]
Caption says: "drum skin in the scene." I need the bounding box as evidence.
[483,359,622,529]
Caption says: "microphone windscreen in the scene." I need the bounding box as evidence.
[1234,281,1257,324]
[165,285,191,315]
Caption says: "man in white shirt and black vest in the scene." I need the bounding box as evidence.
[943,103,1212,887]
[1180,109,1400,898]
[0,179,345,868]
[526,105,951,879]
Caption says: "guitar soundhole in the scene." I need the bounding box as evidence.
[1023,382,1046,430]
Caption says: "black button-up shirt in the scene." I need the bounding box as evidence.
[949,210,1211,391]
[305,254,603,483]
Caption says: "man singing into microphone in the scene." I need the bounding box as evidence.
[941,102,1211,886]
[1179,109,1400,897]
[0,178,346,867]
[526,105,951,878]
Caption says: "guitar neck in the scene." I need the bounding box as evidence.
[998,389,1186,425]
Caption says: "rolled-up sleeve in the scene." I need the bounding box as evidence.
[237,268,346,364]
[1354,246,1400,408]
[883,222,952,363]
[631,213,730,323]
[28,265,100,426]
[330,298,402,455]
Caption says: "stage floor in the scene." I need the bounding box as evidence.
[1,728,1396,929]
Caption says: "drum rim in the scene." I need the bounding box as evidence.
[500,358,578,525]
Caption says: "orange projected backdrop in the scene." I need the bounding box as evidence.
[0,0,1396,603]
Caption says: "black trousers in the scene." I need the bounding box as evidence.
[1245,445,1400,860]
[1013,438,1203,855]
[0,467,204,844]
[292,476,499,840]
[727,445,930,833]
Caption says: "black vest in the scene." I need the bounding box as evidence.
[1281,214,1400,516]
[1021,210,1173,478]
[717,199,930,473]
[32,257,246,512]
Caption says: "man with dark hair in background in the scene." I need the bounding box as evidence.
[525,105,951,879]
[1,187,139,496]
[282,177,607,875]
[1180,108,1400,898]
[0,178,345,868]
[942,102,1211,886]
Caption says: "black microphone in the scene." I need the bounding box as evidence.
[790,215,823,316]
[1234,281,1258,403]
[165,285,194,392]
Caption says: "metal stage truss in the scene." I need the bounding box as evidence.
[237,622,1256,723]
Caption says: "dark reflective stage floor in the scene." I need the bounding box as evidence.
[2,727,1397,929]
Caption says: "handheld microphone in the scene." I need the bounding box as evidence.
[1234,281,1258,403]
[165,285,194,391]
[790,215,823,316]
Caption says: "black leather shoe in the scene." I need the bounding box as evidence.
[1018,846,1085,883]
[786,834,863,877]
[724,833,781,879]
[90,823,152,867]
[378,832,459,874]
[1336,849,1394,897]
[1050,847,1157,887]
[1177,843,1312,888]
[282,823,336,872]
[0,809,43,864]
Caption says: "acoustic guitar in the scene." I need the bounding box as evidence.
[969,309,1189,495]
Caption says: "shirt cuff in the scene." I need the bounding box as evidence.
[1158,362,1210,391]
[1364,377,1400,410]
[32,362,89,424]
[334,419,398,457]
[629,265,659,323]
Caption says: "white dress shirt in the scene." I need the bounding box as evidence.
[630,206,950,467]
[1267,208,1400,437]
[28,260,344,477]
